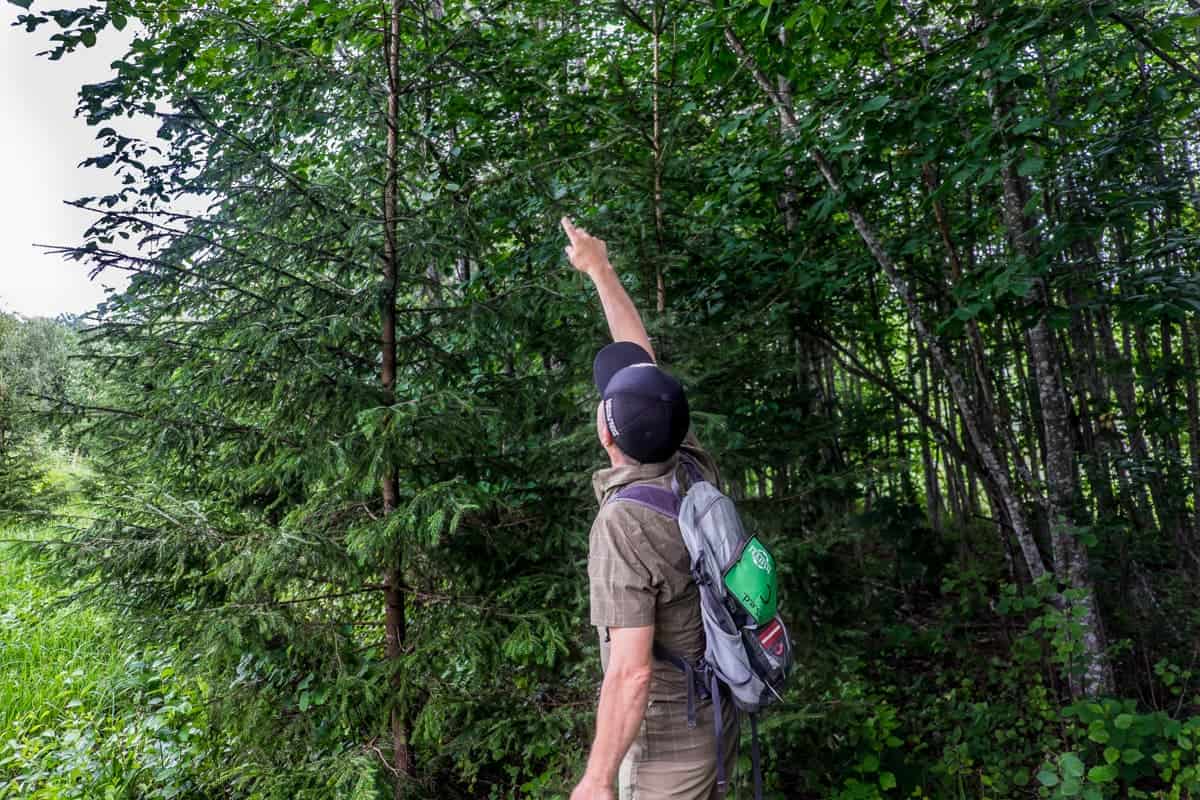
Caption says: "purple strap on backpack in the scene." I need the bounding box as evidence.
[611,455,704,517]
[612,484,680,518]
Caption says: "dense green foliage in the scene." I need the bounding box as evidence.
[0,313,80,517]
[3,0,1200,797]
[1,463,214,800]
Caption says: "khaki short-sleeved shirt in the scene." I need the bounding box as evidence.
[587,432,720,703]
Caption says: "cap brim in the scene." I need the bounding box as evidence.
[593,341,654,395]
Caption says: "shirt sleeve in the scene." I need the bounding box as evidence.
[588,505,658,628]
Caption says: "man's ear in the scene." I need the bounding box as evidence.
[596,400,614,447]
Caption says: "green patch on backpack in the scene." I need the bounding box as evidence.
[723,536,777,625]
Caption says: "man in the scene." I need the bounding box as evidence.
[562,217,738,800]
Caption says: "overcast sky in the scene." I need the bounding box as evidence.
[0,15,151,319]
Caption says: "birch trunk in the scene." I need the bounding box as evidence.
[991,87,1114,695]
[721,27,1052,589]
[919,345,944,533]
[1094,303,1158,529]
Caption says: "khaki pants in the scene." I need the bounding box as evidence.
[618,695,740,800]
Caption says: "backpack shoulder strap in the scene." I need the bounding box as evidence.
[609,483,680,519]
[672,453,705,496]
[679,453,704,484]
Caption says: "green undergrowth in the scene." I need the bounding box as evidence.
[0,462,212,799]
[750,511,1200,800]
[766,649,1200,800]
[5,463,1200,799]
[707,502,1200,800]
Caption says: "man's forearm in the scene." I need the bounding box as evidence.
[581,666,652,787]
[588,264,656,362]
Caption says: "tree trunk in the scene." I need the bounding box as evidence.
[936,389,964,520]
[919,345,944,533]
[1183,318,1200,567]
[721,27,1052,590]
[1006,319,1043,495]
[992,82,1114,695]
[651,3,666,313]
[1094,301,1158,530]
[382,0,413,791]
[1160,319,1189,557]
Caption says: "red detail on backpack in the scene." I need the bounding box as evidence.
[757,619,784,655]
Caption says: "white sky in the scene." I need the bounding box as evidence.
[0,15,151,319]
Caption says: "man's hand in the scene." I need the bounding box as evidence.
[561,216,611,277]
[561,214,655,360]
[569,776,616,800]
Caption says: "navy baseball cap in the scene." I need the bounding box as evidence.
[593,342,690,463]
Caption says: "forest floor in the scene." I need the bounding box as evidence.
[0,456,208,800]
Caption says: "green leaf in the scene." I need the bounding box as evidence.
[1018,157,1044,176]
[7,0,34,8]
[1104,747,1120,764]
[81,28,96,47]
[759,4,773,34]
[1122,749,1144,764]
[879,771,896,790]
[1087,764,1118,783]
[875,0,889,14]
[781,8,804,30]
[112,13,127,30]
[1062,753,1085,778]
[977,164,1000,186]
[1037,769,1060,787]
[861,95,891,114]
[1022,189,1044,216]
[1114,713,1134,730]
[1012,116,1044,134]
[810,6,828,32]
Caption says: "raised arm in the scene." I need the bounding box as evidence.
[561,217,656,362]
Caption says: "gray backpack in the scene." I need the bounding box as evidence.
[611,456,793,799]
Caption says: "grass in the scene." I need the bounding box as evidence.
[1,454,120,725]
[0,455,210,800]
[1,545,128,722]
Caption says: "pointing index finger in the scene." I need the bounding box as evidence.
[560,216,578,242]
